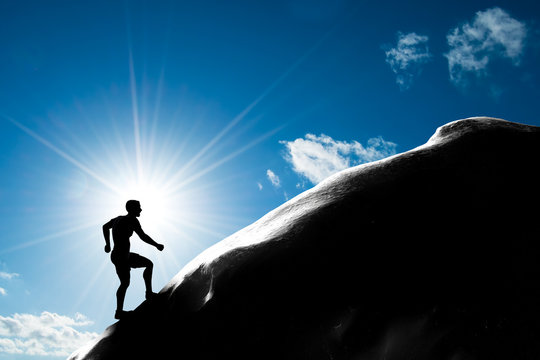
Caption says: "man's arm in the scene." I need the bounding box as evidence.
[102,219,114,253]
[134,222,164,251]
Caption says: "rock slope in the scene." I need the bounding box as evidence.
[70,117,540,360]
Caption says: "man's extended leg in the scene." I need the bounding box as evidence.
[115,268,130,318]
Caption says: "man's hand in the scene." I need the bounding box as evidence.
[156,243,164,251]
[104,244,111,253]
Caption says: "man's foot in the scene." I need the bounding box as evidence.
[114,310,131,320]
[145,291,157,300]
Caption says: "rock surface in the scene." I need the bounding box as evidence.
[70,117,540,360]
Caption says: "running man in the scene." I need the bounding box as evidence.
[103,200,164,319]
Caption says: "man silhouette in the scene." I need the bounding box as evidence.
[103,200,164,319]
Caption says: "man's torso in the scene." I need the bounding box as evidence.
[111,215,141,254]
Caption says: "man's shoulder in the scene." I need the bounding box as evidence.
[105,216,121,226]
[111,215,140,229]
[111,215,124,223]
[122,215,141,226]
[111,215,128,227]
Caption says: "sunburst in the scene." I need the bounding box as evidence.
[1,75,281,314]
[0,19,333,319]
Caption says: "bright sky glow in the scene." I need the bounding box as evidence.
[1,1,540,359]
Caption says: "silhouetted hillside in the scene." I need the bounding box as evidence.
[70,117,540,360]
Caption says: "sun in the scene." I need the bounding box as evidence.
[116,178,178,233]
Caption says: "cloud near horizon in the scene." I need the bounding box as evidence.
[385,32,432,90]
[445,7,527,85]
[280,134,397,185]
[0,311,99,357]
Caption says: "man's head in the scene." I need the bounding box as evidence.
[126,200,142,217]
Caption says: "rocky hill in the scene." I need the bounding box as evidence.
[70,117,540,360]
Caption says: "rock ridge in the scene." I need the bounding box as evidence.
[70,117,540,360]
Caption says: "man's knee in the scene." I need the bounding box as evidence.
[140,257,153,269]
[119,278,130,289]
[117,271,130,287]
[117,282,129,294]
[130,253,152,269]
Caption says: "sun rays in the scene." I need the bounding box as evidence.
[0,66,285,310]
[0,13,343,322]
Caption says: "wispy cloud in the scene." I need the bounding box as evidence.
[445,7,527,85]
[257,182,263,191]
[0,272,19,281]
[0,312,98,357]
[385,32,432,90]
[266,169,281,188]
[0,272,19,296]
[280,134,397,185]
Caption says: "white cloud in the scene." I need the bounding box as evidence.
[445,7,527,85]
[257,182,263,191]
[0,311,99,357]
[0,338,23,354]
[266,169,281,188]
[0,272,19,280]
[280,134,397,185]
[0,288,5,296]
[385,32,432,90]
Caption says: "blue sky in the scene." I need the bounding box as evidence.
[1,0,540,358]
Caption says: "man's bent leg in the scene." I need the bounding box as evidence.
[129,253,155,299]
[143,262,153,294]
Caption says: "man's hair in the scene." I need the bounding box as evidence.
[126,200,140,213]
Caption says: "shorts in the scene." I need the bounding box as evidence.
[111,251,150,277]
